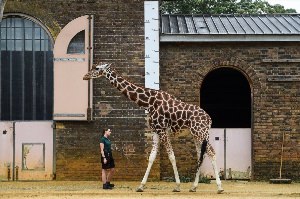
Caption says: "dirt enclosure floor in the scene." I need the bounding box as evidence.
[0,180,299,199]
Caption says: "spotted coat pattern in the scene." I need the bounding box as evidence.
[83,63,223,193]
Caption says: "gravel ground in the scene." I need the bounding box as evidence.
[0,180,299,199]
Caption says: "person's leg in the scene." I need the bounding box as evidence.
[107,168,114,182]
[102,169,107,184]
[107,168,115,187]
[102,169,112,189]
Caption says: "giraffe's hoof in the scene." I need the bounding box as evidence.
[217,189,224,194]
[172,187,180,192]
[189,187,197,192]
[136,186,144,192]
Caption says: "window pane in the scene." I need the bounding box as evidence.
[67,30,85,54]
[41,40,45,50]
[15,40,23,51]
[34,28,41,39]
[1,20,6,27]
[25,40,32,51]
[14,18,23,27]
[7,40,14,51]
[1,40,6,50]
[15,28,23,39]
[7,28,14,39]
[41,29,45,39]
[24,20,33,27]
[34,40,40,51]
[0,29,6,39]
[25,28,33,39]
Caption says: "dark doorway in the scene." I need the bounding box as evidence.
[200,68,251,128]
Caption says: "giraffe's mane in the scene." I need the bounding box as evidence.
[109,67,181,102]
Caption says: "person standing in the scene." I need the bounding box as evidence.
[100,128,115,189]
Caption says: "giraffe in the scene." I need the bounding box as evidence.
[83,63,224,193]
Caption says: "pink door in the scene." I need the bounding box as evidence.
[15,122,54,180]
[53,15,93,121]
[0,122,13,181]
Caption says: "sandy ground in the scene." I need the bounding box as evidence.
[0,180,299,199]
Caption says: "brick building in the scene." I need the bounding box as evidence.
[0,0,299,181]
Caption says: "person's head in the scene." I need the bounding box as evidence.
[102,128,112,137]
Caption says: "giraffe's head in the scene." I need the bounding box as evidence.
[83,63,111,80]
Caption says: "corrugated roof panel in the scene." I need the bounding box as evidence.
[276,16,297,33]
[185,16,197,33]
[251,16,273,33]
[161,15,170,34]
[220,16,236,34]
[204,16,219,33]
[212,16,227,33]
[177,16,188,33]
[260,15,281,33]
[193,16,209,34]
[290,15,300,30]
[243,16,264,34]
[227,16,245,34]
[160,14,300,36]
[169,15,179,33]
[268,16,291,33]
[234,16,254,34]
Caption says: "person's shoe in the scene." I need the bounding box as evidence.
[107,182,114,187]
[103,183,112,190]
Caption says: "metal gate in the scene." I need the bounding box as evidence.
[201,128,251,179]
[0,121,54,181]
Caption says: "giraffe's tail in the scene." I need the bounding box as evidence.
[198,140,208,168]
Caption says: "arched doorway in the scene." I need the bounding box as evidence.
[200,67,251,128]
[0,14,54,181]
[200,67,252,180]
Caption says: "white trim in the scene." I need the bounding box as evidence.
[144,1,160,90]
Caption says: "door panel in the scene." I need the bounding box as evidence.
[226,128,251,179]
[0,122,13,181]
[15,121,53,180]
[200,128,251,180]
[201,128,225,178]
[53,15,93,120]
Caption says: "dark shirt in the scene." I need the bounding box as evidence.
[100,136,112,154]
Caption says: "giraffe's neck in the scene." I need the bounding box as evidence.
[103,68,151,108]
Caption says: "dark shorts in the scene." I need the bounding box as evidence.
[101,152,115,170]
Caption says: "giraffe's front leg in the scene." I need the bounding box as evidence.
[136,133,159,192]
[161,134,181,192]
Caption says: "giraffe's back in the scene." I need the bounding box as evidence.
[148,90,212,133]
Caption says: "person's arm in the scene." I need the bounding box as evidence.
[100,143,107,163]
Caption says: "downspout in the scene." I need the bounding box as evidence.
[12,121,15,181]
[87,15,93,120]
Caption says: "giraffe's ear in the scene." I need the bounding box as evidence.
[91,64,97,69]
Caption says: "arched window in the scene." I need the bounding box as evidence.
[0,15,53,120]
[67,30,85,54]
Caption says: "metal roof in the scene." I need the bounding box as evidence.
[160,14,300,42]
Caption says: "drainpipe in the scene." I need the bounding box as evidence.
[224,128,226,180]
[87,15,93,121]
[12,121,15,181]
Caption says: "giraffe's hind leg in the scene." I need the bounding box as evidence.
[136,133,159,192]
[189,137,206,192]
[206,142,224,194]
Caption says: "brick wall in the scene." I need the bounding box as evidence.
[160,42,300,180]
[5,0,160,181]
[4,0,300,181]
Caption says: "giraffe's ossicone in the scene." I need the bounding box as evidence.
[83,63,224,193]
